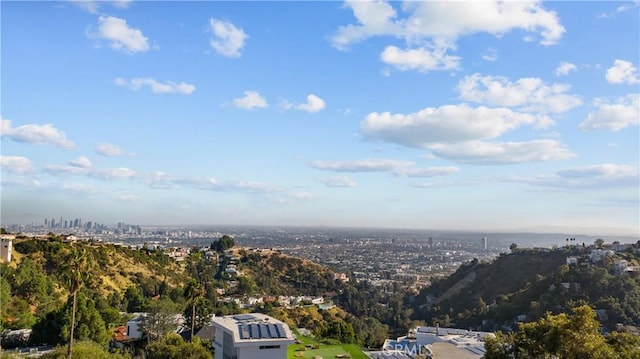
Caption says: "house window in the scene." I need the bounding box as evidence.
[259,345,281,349]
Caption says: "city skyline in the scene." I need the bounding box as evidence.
[1,1,639,236]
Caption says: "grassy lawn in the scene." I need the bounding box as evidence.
[287,336,368,359]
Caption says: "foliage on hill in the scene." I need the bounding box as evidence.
[1,237,190,338]
[213,249,391,347]
[237,249,341,296]
[411,245,640,332]
[484,305,640,359]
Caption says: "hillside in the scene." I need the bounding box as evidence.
[412,245,640,332]
[235,248,342,296]
[1,237,190,331]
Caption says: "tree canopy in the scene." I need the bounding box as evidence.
[484,305,640,359]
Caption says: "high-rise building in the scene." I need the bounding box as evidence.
[481,237,488,250]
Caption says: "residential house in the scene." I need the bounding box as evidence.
[211,313,295,359]
[0,234,14,262]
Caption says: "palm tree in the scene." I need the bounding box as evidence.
[59,246,92,359]
[184,280,206,342]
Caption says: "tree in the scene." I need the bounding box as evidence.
[509,243,518,252]
[59,247,93,358]
[40,340,130,359]
[60,293,109,347]
[210,235,235,252]
[595,238,605,248]
[484,305,633,359]
[146,333,212,359]
[183,280,206,342]
[142,298,182,341]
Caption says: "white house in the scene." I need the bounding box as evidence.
[0,235,14,262]
[126,313,147,339]
[212,313,295,359]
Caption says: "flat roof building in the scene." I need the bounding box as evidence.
[1,235,14,262]
[211,313,295,359]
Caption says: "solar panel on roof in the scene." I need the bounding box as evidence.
[259,324,269,338]
[275,323,285,338]
[238,324,250,339]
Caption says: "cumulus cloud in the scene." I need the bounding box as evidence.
[0,156,35,174]
[606,60,640,84]
[69,156,92,168]
[380,44,460,72]
[1,118,75,149]
[92,16,149,53]
[333,1,564,47]
[428,140,575,165]
[580,94,640,131]
[296,94,326,113]
[360,104,541,148]
[555,61,577,76]
[233,91,268,109]
[318,176,357,188]
[114,77,196,94]
[457,74,582,113]
[332,0,564,72]
[517,164,639,189]
[209,18,248,57]
[95,143,126,157]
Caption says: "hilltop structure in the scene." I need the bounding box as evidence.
[211,313,295,359]
[0,234,14,262]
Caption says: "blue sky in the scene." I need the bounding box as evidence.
[1,0,639,235]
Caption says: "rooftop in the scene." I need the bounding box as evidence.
[211,313,294,344]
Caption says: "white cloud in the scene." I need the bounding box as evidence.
[69,156,92,168]
[44,164,90,176]
[481,48,498,62]
[334,1,564,47]
[580,94,640,131]
[555,61,577,76]
[95,143,125,157]
[90,167,137,180]
[457,74,582,113]
[209,18,248,57]
[393,166,460,177]
[606,59,640,84]
[0,156,35,174]
[296,94,326,113]
[429,140,575,164]
[71,0,133,14]
[360,104,540,148]
[310,158,414,172]
[599,1,640,18]
[1,118,75,149]
[517,164,639,189]
[331,0,402,50]
[380,44,460,72]
[114,77,196,94]
[318,176,357,188]
[332,1,564,72]
[233,91,268,109]
[93,16,149,53]
[310,158,460,178]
